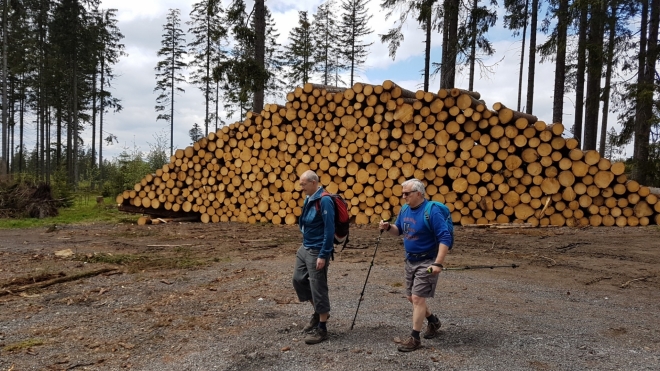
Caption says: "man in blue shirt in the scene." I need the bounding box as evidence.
[379,178,453,352]
[293,170,335,344]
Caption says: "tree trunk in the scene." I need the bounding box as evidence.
[99,49,105,184]
[91,69,97,188]
[423,0,432,92]
[441,0,459,89]
[598,4,616,157]
[574,5,588,148]
[552,0,568,124]
[253,0,265,113]
[583,1,606,151]
[73,61,79,186]
[525,0,538,114]
[468,0,478,92]
[205,15,210,137]
[635,0,660,185]
[19,75,24,173]
[1,0,8,175]
[517,0,529,112]
[632,0,648,182]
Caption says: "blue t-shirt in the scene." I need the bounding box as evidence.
[395,199,452,256]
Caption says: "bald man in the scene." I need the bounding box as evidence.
[292,170,335,344]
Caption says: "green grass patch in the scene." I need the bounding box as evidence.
[0,194,138,229]
[2,338,45,352]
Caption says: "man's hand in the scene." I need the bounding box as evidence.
[379,220,390,231]
[316,258,326,270]
[426,265,443,275]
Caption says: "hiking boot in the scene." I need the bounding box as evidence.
[397,336,422,352]
[303,313,319,333]
[423,319,442,339]
[304,327,328,344]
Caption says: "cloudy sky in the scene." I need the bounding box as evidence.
[93,0,625,160]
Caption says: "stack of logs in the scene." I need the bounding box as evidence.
[117,80,660,227]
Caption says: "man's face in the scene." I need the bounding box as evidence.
[299,178,316,196]
[401,185,423,208]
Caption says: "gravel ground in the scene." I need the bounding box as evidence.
[0,223,659,370]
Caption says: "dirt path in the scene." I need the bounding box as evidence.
[1,223,659,370]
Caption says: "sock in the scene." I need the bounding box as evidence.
[427,314,439,323]
[318,321,327,331]
[411,329,420,340]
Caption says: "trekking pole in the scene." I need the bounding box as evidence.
[427,263,518,273]
[350,229,384,330]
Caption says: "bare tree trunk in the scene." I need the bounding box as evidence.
[56,108,61,169]
[552,0,568,124]
[204,14,210,136]
[99,49,105,184]
[441,0,459,89]
[253,0,265,112]
[19,75,24,173]
[91,69,97,189]
[599,4,616,156]
[525,0,538,114]
[46,105,50,182]
[635,0,660,185]
[574,5,588,147]
[73,62,79,186]
[423,2,431,92]
[1,0,8,175]
[468,0,478,92]
[215,80,219,131]
[517,0,529,112]
[584,0,606,151]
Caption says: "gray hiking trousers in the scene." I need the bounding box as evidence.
[292,245,330,314]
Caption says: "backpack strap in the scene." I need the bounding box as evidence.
[314,191,331,211]
[425,201,454,248]
[423,201,437,245]
[315,191,338,260]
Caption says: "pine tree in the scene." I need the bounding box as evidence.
[94,8,125,184]
[440,0,460,89]
[381,0,444,91]
[187,0,226,136]
[503,0,529,111]
[216,1,283,120]
[154,8,187,156]
[49,0,100,184]
[338,0,373,86]
[262,7,285,100]
[313,0,344,86]
[538,0,569,125]
[284,11,315,87]
[219,0,257,118]
[189,123,203,143]
[457,0,497,91]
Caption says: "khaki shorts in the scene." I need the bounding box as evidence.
[404,259,439,298]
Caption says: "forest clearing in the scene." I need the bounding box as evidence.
[1,222,659,370]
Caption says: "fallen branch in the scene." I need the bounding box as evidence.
[585,277,612,286]
[0,268,118,297]
[463,223,535,229]
[620,276,656,289]
[146,244,193,248]
[535,255,556,267]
